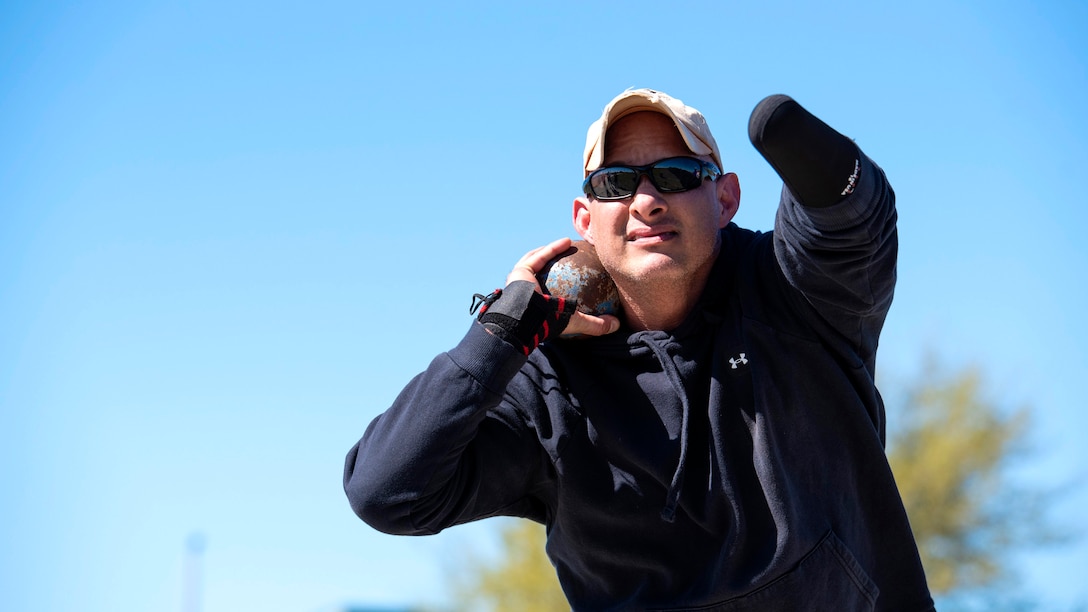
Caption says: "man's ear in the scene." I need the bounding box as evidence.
[717,173,741,228]
[573,196,594,243]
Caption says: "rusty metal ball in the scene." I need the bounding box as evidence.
[536,241,620,316]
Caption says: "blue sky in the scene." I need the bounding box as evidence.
[2,1,1086,610]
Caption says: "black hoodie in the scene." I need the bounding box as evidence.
[344,151,933,611]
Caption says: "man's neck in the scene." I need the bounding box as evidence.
[616,267,712,332]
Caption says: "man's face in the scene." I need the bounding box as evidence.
[574,111,739,292]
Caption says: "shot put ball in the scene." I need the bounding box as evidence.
[536,241,620,316]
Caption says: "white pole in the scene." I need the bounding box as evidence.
[182,532,206,612]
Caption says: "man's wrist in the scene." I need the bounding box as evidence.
[473,281,576,355]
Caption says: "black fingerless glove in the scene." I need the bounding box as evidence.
[470,280,577,355]
[748,94,861,208]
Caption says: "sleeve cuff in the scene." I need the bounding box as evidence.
[446,322,529,396]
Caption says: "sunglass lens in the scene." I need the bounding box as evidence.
[651,159,703,192]
[590,168,640,199]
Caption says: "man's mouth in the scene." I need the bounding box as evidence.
[627,228,678,243]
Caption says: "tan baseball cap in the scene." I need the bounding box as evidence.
[583,88,723,177]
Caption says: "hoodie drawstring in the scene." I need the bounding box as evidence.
[641,336,693,523]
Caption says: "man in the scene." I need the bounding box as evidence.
[344,89,934,611]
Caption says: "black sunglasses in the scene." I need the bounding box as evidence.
[582,156,721,201]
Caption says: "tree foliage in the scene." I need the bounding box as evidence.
[451,363,1060,609]
[450,518,567,612]
[886,362,1061,600]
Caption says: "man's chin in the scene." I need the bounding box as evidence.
[615,255,688,284]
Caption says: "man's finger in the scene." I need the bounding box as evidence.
[562,313,620,338]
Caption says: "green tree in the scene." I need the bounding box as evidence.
[886,362,1063,604]
[450,518,567,612]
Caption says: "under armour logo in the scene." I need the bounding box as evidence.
[729,353,748,369]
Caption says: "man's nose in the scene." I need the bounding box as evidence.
[629,176,668,219]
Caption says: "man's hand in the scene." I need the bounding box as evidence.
[508,237,621,338]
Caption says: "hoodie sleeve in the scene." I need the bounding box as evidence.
[746,95,896,362]
[772,151,897,363]
[343,322,550,535]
